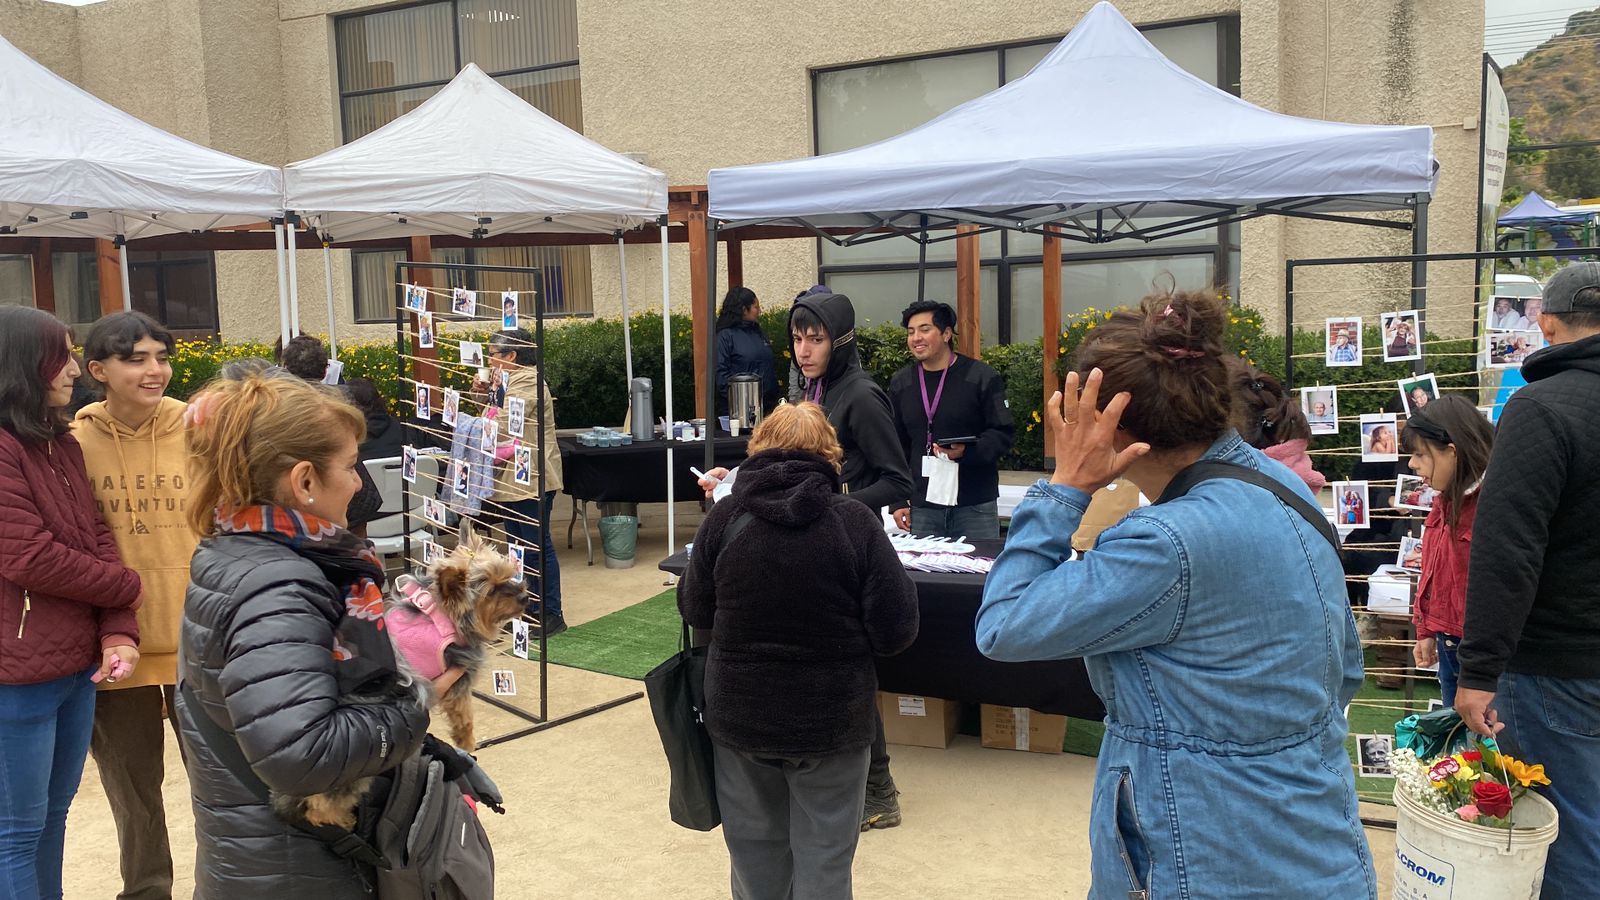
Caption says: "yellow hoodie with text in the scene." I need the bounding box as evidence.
[72,397,196,690]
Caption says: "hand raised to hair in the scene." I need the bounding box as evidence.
[1048,368,1150,496]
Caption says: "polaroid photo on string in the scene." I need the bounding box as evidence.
[401,445,418,484]
[507,396,526,437]
[497,369,510,395]
[460,341,485,368]
[406,283,427,312]
[1398,533,1424,571]
[1427,698,1445,712]
[453,460,471,498]
[422,540,442,566]
[482,416,498,449]
[1380,310,1422,363]
[1357,734,1395,778]
[414,384,431,420]
[492,670,516,696]
[502,291,518,329]
[1332,480,1370,529]
[1359,413,1399,463]
[1395,474,1437,513]
[451,287,476,316]
[514,441,532,486]
[322,359,344,386]
[1300,386,1338,436]
[1478,405,1496,423]
[507,542,526,585]
[1398,373,1440,418]
[417,311,434,349]
[510,618,530,659]
[1325,317,1363,367]
[422,497,445,527]
[1485,329,1542,369]
[442,388,460,427]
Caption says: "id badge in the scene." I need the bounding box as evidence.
[921,455,938,477]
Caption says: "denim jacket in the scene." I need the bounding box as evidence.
[978,432,1373,899]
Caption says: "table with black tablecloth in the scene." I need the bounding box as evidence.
[560,434,749,562]
[659,538,1104,720]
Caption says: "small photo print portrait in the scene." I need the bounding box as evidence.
[1395,474,1437,513]
[1357,734,1395,778]
[502,290,519,329]
[1300,387,1339,436]
[514,442,532,486]
[1398,533,1423,571]
[422,540,442,565]
[451,286,476,316]
[401,445,418,484]
[422,498,445,527]
[414,384,431,420]
[507,543,526,585]
[405,283,426,312]
[511,618,530,659]
[453,461,471,498]
[442,388,460,427]
[1398,373,1440,418]
[1380,310,1421,363]
[492,670,516,696]
[508,396,526,437]
[417,311,434,349]
[1485,329,1542,369]
[1332,480,1370,529]
[1359,413,1399,463]
[1325,317,1363,367]
[460,341,485,368]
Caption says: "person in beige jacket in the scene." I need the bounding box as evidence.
[484,328,566,635]
[73,312,197,900]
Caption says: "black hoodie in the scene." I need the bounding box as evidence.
[789,292,916,513]
[1460,333,1600,690]
[677,450,919,756]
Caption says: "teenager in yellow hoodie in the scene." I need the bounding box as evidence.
[72,311,196,900]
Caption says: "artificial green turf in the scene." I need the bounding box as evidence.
[522,588,681,680]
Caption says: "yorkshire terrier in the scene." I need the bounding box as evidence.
[275,538,528,830]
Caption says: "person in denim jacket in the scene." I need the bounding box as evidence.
[977,290,1374,899]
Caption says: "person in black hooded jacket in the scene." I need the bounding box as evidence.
[679,401,917,900]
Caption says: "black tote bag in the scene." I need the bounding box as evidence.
[643,622,721,832]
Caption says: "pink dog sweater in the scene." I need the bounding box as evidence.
[385,575,459,680]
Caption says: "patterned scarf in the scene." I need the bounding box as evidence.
[214,504,399,695]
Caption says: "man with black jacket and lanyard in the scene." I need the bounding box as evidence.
[886,301,1014,539]
[1457,262,1600,894]
[698,290,916,832]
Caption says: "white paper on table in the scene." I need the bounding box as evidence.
[924,454,960,506]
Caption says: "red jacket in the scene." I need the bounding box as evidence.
[0,427,141,685]
[1414,490,1477,641]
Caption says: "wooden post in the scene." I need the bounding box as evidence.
[30,239,55,313]
[726,234,744,289]
[95,238,122,316]
[687,203,710,419]
[955,224,981,358]
[409,235,440,388]
[1042,225,1063,450]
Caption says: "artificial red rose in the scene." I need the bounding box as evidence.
[1472,781,1514,818]
[1462,750,1482,762]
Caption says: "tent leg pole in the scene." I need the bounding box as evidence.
[273,217,291,348]
[916,214,928,302]
[660,220,674,557]
[703,218,719,478]
[116,235,131,311]
[286,217,302,338]
[618,233,633,391]
[323,242,338,360]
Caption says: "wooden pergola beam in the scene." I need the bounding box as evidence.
[30,238,55,313]
[955,225,981,358]
[95,238,122,315]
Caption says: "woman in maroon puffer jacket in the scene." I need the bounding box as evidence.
[0,307,142,900]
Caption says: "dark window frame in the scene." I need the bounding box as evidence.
[127,250,221,335]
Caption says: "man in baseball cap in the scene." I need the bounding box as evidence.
[1459,260,1600,892]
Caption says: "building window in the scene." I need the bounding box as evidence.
[128,251,220,333]
[0,254,31,308]
[353,246,580,324]
[813,18,1241,345]
[337,0,590,322]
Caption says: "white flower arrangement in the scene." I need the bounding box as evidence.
[1393,747,1454,816]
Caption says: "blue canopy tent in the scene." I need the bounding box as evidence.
[1497,191,1592,254]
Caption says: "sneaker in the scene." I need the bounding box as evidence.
[541,612,568,638]
[860,786,901,831]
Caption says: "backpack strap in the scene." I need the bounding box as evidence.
[1156,460,1342,555]
[178,681,389,869]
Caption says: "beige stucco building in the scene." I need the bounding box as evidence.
[0,0,1485,347]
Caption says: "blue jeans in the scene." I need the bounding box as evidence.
[1493,672,1600,900]
[1436,634,1460,707]
[504,492,561,617]
[0,668,97,900]
[910,499,1001,540]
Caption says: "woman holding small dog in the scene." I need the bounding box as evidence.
[678,401,919,899]
[175,374,449,898]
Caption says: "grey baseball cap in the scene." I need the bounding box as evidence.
[1541,262,1600,313]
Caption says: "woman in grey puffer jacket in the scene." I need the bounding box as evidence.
[175,374,439,898]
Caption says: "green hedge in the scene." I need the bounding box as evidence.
[166,302,1469,479]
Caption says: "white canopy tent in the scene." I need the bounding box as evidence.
[0,32,284,306]
[701,0,1439,472]
[285,63,683,551]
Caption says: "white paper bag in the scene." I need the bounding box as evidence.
[925,454,960,507]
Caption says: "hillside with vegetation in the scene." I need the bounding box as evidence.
[1501,8,1600,203]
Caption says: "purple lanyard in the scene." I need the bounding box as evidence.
[807,378,825,404]
[920,363,950,451]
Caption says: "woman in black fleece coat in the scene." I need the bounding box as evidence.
[678,402,918,899]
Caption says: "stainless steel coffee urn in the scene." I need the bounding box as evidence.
[728,374,764,433]
[630,377,654,442]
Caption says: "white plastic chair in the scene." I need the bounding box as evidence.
[364,454,440,566]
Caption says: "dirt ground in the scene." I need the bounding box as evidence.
[63,494,1399,898]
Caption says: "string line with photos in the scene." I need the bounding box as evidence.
[393,258,644,747]
[1283,279,1555,296]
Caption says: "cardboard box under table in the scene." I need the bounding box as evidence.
[981,704,1068,754]
[877,692,960,749]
